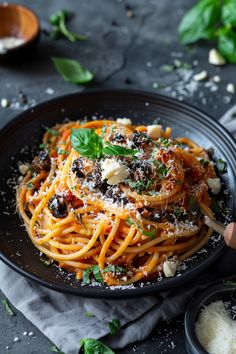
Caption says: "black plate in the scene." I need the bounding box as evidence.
[0,89,236,299]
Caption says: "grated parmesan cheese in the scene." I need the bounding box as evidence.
[195,301,236,354]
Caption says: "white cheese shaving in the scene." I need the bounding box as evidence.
[163,260,178,277]
[101,158,129,185]
[227,83,235,94]
[195,301,236,354]
[207,178,221,195]
[116,118,132,126]
[147,124,162,139]
[18,163,30,175]
[208,49,226,66]
[193,71,208,82]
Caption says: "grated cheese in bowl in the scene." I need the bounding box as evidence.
[195,300,236,354]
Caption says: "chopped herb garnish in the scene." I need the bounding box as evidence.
[40,257,53,266]
[108,318,121,336]
[46,127,60,136]
[127,179,153,193]
[82,265,103,285]
[1,298,15,316]
[74,212,87,230]
[103,265,127,274]
[71,128,137,160]
[84,311,94,317]
[125,217,157,239]
[160,137,171,147]
[160,64,174,72]
[80,338,115,354]
[56,147,69,155]
[49,345,65,353]
[26,182,34,190]
[154,160,169,178]
[39,143,49,150]
[217,158,228,174]
[199,158,209,166]
[173,206,185,219]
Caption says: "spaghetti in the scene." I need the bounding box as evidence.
[17,119,220,286]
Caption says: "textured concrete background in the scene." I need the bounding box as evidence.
[0,0,235,353]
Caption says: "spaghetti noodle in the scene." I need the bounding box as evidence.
[17,119,219,286]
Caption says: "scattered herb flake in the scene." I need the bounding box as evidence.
[26,182,34,190]
[1,298,15,316]
[199,158,210,166]
[46,127,60,136]
[217,158,228,174]
[49,345,65,353]
[103,265,127,274]
[160,64,174,72]
[84,311,95,317]
[80,338,115,354]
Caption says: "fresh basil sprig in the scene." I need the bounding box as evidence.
[49,10,87,42]
[178,0,236,63]
[52,57,94,85]
[80,338,115,354]
[108,318,121,336]
[71,128,137,159]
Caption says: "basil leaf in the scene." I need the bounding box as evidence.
[80,338,115,354]
[199,158,209,166]
[142,229,157,238]
[217,158,228,174]
[82,269,92,285]
[108,318,121,336]
[52,57,94,85]
[91,265,103,283]
[103,144,137,157]
[1,298,15,316]
[58,13,87,42]
[71,128,103,159]
[178,0,221,44]
[218,28,236,63]
[49,10,69,26]
[222,0,236,27]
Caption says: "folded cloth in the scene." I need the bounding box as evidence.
[1,105,236,354]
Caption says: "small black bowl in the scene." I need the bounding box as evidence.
[185,282,236,354]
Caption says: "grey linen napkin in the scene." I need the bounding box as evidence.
[1,106,236,354]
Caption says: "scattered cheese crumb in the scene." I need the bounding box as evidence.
[213,75,221,83]
[195,301,236,354]
[147,124,162,139]
[207,178,221,195]
[226,83,235,94]
[1,98,9,108]
[116,118,132,126]
[18,163,29,175]
[163,260,178,277]
[13,337,20,342]
[23,332,28,336]
[208,49,226,66]
[28,332,34,336]
[193,71,208,82]
[101,158,129,185]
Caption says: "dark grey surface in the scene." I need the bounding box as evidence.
[0,0,236,353]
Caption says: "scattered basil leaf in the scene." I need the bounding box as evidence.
[1,298,15,316]
[103,265,127,274]
[71,128,103,160]
[222,0,236,27]
[80,338,115,354]
[49,345,65,353]
[178,0,221,44]
[108,318,121,336]
[49,10,87,42]
[82,269,92,285]
[217,158,228,174]
[160,137,171,147]
[26,182,34,190]
[46,127,60,136]
[142,229,157,238]
[125,217,156,238]
[40,257,53,266]
[103,144,137,157]
[52,57,94,85]
[84,311,95,317]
